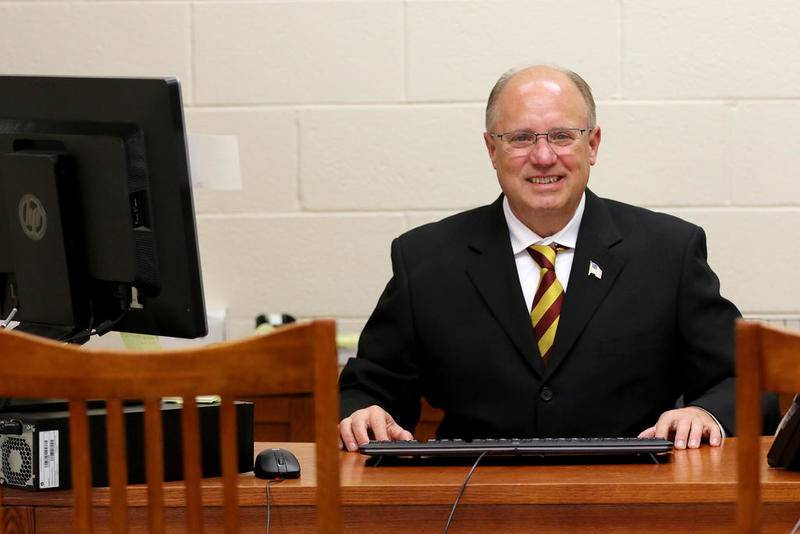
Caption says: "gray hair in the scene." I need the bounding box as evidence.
[485,65,597,131]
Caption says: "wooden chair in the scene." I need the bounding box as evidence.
[736,320,800,533]
[0,319,342,533]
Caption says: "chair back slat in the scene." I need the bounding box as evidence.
[736,321,762,533]
[143,398,165,534]
[312,321,342,533]
[68,400,93,534]
[105,399,128,534]
[220,396,240,534]
[181,396,203,534]
[0,319,342,533]
[736,320,800,533]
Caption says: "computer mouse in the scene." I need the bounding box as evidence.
[254,447,301,479]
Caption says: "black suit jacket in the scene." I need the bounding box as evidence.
[340,190,767,438]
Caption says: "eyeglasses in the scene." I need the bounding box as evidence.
[488,128,592,153]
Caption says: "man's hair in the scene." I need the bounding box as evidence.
[485,65,597,131]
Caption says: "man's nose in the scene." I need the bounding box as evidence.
[527,138,558,166]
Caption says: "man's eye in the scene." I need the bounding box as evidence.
[507,132,534,144]
[549,130,575,141]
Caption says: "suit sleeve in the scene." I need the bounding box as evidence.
[676,226,739,432]
[338,237,422,431]
[676,226,781,435]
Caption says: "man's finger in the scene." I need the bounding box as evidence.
[653,412,675,440]
[351,412,373,448]
[387,422,413,441]
[672,417,692,449]
[368,409,391,442]
[687,418,705,449]
[638,426,656,439]
[338,417,359,452]
[707,422,723,446]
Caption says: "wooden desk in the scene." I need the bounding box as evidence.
[2,438,799,533]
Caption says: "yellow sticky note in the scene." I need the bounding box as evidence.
[336,333,359,349]
[120,332,162,351]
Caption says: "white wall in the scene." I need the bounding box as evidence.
[2,1,799,337]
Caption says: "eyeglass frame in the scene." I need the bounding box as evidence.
[487,127,594,152]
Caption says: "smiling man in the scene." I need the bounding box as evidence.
[338,65,777,451]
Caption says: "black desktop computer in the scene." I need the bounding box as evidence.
[0,401,254,491]
[0,76,253,490]
[0,75,207,341]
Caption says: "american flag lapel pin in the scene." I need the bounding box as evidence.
[588,261,603,280]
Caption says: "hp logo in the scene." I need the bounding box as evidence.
[18,194,47,241]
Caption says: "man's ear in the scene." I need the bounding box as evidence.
[483,132,498,169]
[588,126,601,166]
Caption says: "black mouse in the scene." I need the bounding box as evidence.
[254,447,301,479]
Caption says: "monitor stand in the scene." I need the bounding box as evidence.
[10,321,85,342]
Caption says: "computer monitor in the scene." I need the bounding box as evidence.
[0,76,207,342]
[769,394,800,469]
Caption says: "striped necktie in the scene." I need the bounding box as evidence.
[527,243,568,363]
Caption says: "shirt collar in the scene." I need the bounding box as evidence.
[503,192,586,254]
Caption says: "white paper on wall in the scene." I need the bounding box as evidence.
[186,133,243,191]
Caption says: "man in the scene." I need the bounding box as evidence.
[338,65,772,452]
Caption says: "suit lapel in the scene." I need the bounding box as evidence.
[465,196,545,377]
[543,190,625,379]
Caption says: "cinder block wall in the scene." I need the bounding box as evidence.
[2,1,799,337]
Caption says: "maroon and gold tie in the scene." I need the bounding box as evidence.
[527,244,568,363]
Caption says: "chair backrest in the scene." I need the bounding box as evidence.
[736,320,800,533]
[0,319,342,534]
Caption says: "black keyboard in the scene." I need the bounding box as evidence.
[359,437,673,458]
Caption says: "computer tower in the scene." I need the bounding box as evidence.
[0,401,253,491]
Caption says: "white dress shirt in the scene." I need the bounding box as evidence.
[502,193,585,312]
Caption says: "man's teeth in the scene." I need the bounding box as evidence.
[528,176,560,184]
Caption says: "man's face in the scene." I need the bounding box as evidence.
[484,69,601,235]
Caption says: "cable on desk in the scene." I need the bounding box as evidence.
[443,451,487,534]
[0,307,17,328]
[62,305,126,344]
[265,480,271,534]
[264,479,285,534]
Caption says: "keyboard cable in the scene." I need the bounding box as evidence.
[265,480,271,534]
[443,451,487,534]
[264,479,284,534]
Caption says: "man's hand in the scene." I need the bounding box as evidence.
[338,405,414,452]
[638,406,723,449]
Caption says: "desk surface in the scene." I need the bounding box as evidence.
[2,438,800,533]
